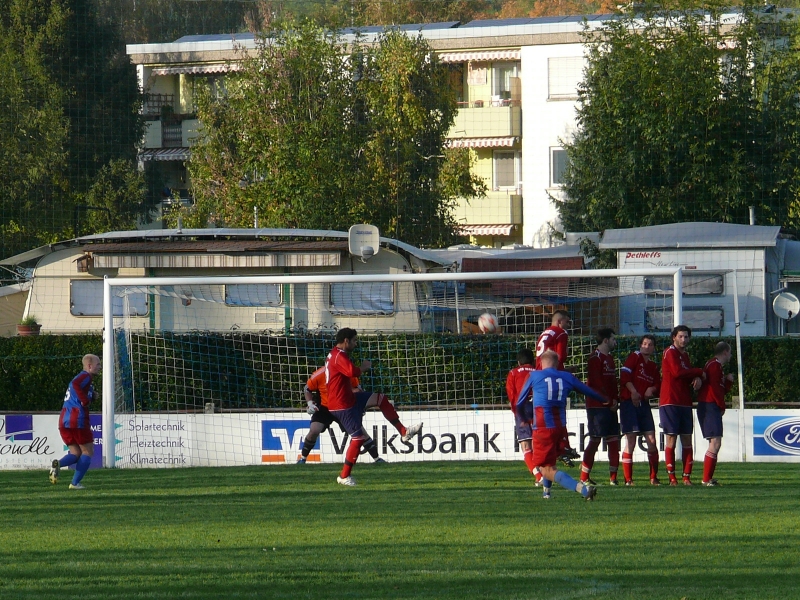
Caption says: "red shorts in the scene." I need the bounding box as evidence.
[532,427,564,467]
[59,427,93,446]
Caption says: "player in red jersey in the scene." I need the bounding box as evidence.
[619,335,661,485]
[506,348,542,485]
[535,310,580,465]
[697,342,734,486]
[326,328,373,486]
[297,366,422,464]
[535,310,571,370]
[581,328,621,485]
[49,354,101,490]
[659,325,705,486]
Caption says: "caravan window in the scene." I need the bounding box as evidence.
[70,280,148,317]
[225,284,281,307]
[644,273,724,296]
[646,306,724,332]
[330,282,394,315]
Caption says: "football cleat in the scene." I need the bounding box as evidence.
[609,478,619,486]
[650,478,661,486]
[542,489,551,500]
[702,479,720,487]
[624,480,634,486]
[669,477,679,486]
[336,476,357,487]
[296,457,307,464]
[401,423,423,443]
[584,477,597,486]
[683,477,693,486]
[49,459,60,485]
[558,454,575,468]
[566,447,581,460]
[374,457,387,464]
[69,483,85,490]
[585,485,597,501]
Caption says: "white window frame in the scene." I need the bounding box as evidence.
[492,62,519,100]
[646,306,725,332]
[644,273,725,296]
[493,150,521,191]
[329,282,395,315]
[70,280,148,317]
[550,147,567,187]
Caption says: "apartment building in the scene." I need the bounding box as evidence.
[126,16,610,248]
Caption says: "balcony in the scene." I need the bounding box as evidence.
[453,191,522,225]
[448,103,521,139]
[143,119,202,149]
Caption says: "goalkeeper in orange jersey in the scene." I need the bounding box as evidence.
[296,365,422,464]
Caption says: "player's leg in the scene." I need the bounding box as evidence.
[51,429,80,484]
[70,435,94,489]
[643,432,659,485]
[619,401,637,485]
[298,420,327,463]
[536,429,596,500]
[581,409,602,484]
[622,434,637,485]
[365,392,422,442]
[660,406,680,485]
[332,407,367,486]
[679,407,694,485]
[699,402,723,485]
[516,409,542,485]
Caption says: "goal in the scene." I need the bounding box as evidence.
[102,267,708,468]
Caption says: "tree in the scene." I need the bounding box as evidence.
[184,19,484,247]
[556,2,800,236]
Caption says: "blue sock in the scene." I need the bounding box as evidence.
[72,455,91,485]
[555,470,588,497]
[542,478,552,489]
[60,453,78,468]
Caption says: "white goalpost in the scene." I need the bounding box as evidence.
[102,267,698,469]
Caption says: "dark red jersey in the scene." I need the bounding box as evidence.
[620,351,661,401]
[586,349,618,408]
[697,358,732,410]
[659,345,704,407]
[535,326,568,370]
[324,346,362,411]
[506,364,536,414]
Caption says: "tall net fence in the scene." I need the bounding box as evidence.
[106,269,693,467]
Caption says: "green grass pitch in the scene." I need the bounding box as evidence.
[1,461,799,599]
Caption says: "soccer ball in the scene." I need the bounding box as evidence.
[478,313,499,334]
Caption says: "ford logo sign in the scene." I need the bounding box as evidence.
[763,418,800,455]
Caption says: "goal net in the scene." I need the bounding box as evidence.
[102,267,695,468]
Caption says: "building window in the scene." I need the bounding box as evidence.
[551,148,567,186]
[644,273,724,296]
[225,284,281,307]
[493,62,520,100]
[548,57,585,100]
[330,282,394,315]
[70,280,148,317]
[646,307,724,332]
[494,150,521,190]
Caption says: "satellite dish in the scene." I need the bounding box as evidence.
[348,224,380,261]
[773,291,800,320]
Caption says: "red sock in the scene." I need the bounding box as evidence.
[648,450,659,480]
[682,445,693,478]
[340,438,364,479]
[378,395,405,436]
[665,446,676,480]
[581,438,600,481]
[607,437,620,480]
[622,452,633,482]
[703,451,718,482]
[523,448,535,474]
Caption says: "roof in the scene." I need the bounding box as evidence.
[0,228,451,267]
[427,244,584,267]
[599,223,783,250]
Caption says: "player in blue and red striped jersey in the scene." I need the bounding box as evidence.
[326,328,372,487]
[48,354,101,490]
[659,325,705,486]
[697,342,734,487]
[516,350,613,500]
[581,328,622,486]
[506,348,542,486]
[619,334,661,486]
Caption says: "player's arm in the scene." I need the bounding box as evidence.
[555,334,568,369]
[505,372,516,405]
[74,373,93,406]
[586,355,603,392]
[619,354,636,388]
[516,375,535,410]
[570,375,613,408]
[332,353,362,378]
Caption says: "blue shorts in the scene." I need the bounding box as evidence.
[586,408,620,438]
[515,409,532,443]
[329,392,372,439]
[697,402,723,439]
[619,400,656,435]
[659,405,693,436]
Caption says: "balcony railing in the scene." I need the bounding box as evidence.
[161,123,183,147]
[448,104,521,139]
[143,93,175,117]
[453,191,523,225]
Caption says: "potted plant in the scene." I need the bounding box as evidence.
[17,315,41,336]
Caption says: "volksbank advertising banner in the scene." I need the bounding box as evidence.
[2,410,800,469]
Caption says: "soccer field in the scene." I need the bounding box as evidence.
[2,461,799,600]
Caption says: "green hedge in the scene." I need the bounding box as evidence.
[1,333,798,411]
